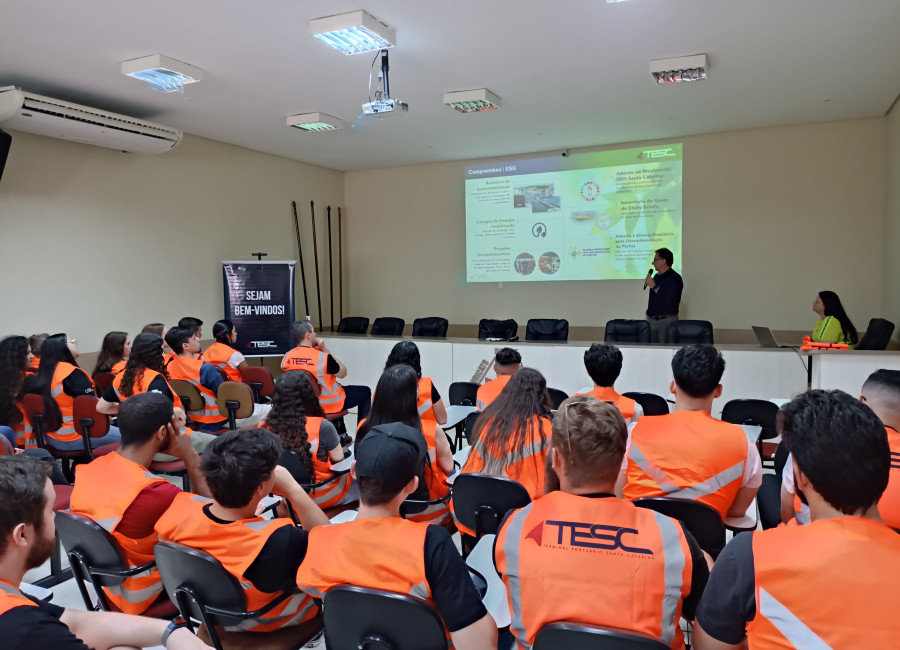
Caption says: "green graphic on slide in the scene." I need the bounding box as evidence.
[465,144,682,283]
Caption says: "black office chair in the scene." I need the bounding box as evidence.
[604,319,651,344]
[857,318,895,350]
[478,318,518,340]
[758,442,789,530]
[412,317,449,338]
[721,399,779,467]
[337,316,370,335]
[664,320,714,344]
[449,381,480,407]
[323,585,448,650]
[154,541,315,650]
[534,622,670,649]
[547,387,569,410]
[622,392,670,416]
[370,317,405,336]
[634,497,726,559]
[452,474,531,547]
[525,318,569,341]
[55,511,176,616]
[463,411,481,444]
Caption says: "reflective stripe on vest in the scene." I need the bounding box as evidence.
[476,375,511,411]
[166,357,221,423]
[280,347,346,412]
[417,377,434,419]
[48,362,85,441]
[0,581,38,615]
[629,443,745,501]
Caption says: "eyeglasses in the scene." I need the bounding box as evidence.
[68,339,77,345]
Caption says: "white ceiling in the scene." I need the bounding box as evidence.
[2,0,899,171]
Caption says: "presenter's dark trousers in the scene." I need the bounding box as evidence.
[648,315,678,343]
[343,385,372,421]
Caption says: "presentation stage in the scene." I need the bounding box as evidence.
[465,144,682,283]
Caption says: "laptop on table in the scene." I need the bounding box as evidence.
[752,326,793,349]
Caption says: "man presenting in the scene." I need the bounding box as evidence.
[644,247,683,343]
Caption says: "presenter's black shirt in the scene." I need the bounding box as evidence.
[646,268,683,317]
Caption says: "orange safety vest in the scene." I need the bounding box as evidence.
[476,374,512,411]
[877,427,900,529]
[27,356,40,374]
[166,356,222,424]
[418,377,438,422]
[203,342,243,382]
[280,347,346,414]
[13,399,34,449]
[70,452,168,613]
[155,492,317,632]
[575,386,637,422]
[495,491,692,650]
[48,362,92,442]
[110,359,126,375]
[623,411,749,520]
[748,516,900,647]
[0,580,38,616]
[112,368,183,409]
[799,336,849,351]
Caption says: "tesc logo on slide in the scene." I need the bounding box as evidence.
[637,148,677,160]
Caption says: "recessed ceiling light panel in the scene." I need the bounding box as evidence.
[310,10,395,55]
[443,89,501,113]
[649,54,708,84]
[286,112,344,132]
[121,54,202,93]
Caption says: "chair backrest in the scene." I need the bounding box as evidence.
[168,379,205,412]
[239,365,275,399]
[337,316,370,335]
[22,393,49,444]
[154,541,249,628]
[633,497,725,558]
[857,318,895,350]
[547,388,569,410]
[0,435,14,455]
[448,381,480,406]
[279,449,313,484]
[463,411,480,444]
[773,442,789,479]
[412,317,449,338]
[284,370,322,397]
[91,371,116,395]
[621,392,669,416]
[604,319,651,344]
[534,622,670,650]
[323,585,448,650]
[526,318,569,341]
[73,395,110,438]
[452,474,531,538]
[721,399,779,442]
[664,320,714,344]
[370,317,405,336]
[55,511,130,588]
[216,381,254,419]
[478,319,518,340]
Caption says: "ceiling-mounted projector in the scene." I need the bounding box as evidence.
[362,98,408,114]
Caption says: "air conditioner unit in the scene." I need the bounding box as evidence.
[0,89,182,154]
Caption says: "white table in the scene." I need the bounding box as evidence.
[465,534,511,628]
[443,405,478,431]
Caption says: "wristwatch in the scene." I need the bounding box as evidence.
[162,620,189,647]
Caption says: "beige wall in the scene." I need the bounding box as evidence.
[884,100,900,339]
[344,118,886,335]
[0,131,343,353]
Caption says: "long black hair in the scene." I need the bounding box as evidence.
[120,333,167,398]
[357,365,421,444]
[32,334,78,431]
[94,331,127,374]
[266,371,326,480]
[212,320,235,345]
[0,336,29,427]
[384,341,422,378]
[819,291,858,346]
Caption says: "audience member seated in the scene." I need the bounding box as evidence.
[202,320,248,382]
[281,320,371,421]
[22,334,121,452]
[693,390,900,649]
[0,336,36,448]
[70,393,210,614]
[358,365,453,527]
[25,333,48,375]
[623,345,761,519]
[166,328,270,431]
[575,343,643,425]
[93,331,131,375]
[495,396,709,650]
[297,422,497,650]
[0,455,210,650]
[156,428,328,646]
[454,367,552,537]
[811,290,858,348]
[476,347,521,411]
[263,371,349,509]
[384,341,448,425]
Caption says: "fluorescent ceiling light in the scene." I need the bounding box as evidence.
[310,10,395,55]
[121,55,202,93]
[443,89,501,113]
[286,112,344,132]
[649,54,708,84]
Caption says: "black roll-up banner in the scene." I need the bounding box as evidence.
[222,261,296,356]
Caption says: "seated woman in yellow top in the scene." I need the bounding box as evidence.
[812,290,858,348]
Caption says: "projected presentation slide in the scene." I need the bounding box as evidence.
[465,144,682,283]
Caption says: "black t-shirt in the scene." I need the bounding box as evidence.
[325,354,340,376]
[0,596,91,649]
[431,383,441,403]
[22,369,94,399]
[101,375,174,404]
[646,268,684,317]
[695,530,756,644]
[423,524,489,632]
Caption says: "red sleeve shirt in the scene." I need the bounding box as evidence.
[116,481,183,539]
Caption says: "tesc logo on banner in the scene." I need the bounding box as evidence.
[249,340,277,349]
